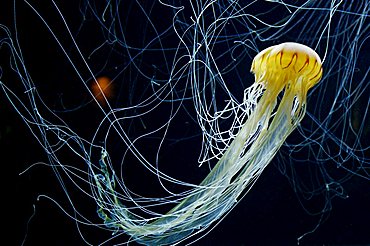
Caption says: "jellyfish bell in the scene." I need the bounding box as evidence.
[250,42,323,127]
[252,42,323,93]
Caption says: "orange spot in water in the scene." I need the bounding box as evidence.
[90,76,114,106]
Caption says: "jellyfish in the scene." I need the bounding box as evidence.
[90,76,114,107]
[90,42,323,245]
[2,1,369,245]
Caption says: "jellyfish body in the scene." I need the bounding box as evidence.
[94,42,323,245]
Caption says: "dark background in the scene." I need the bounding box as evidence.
[2,1,369,245]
